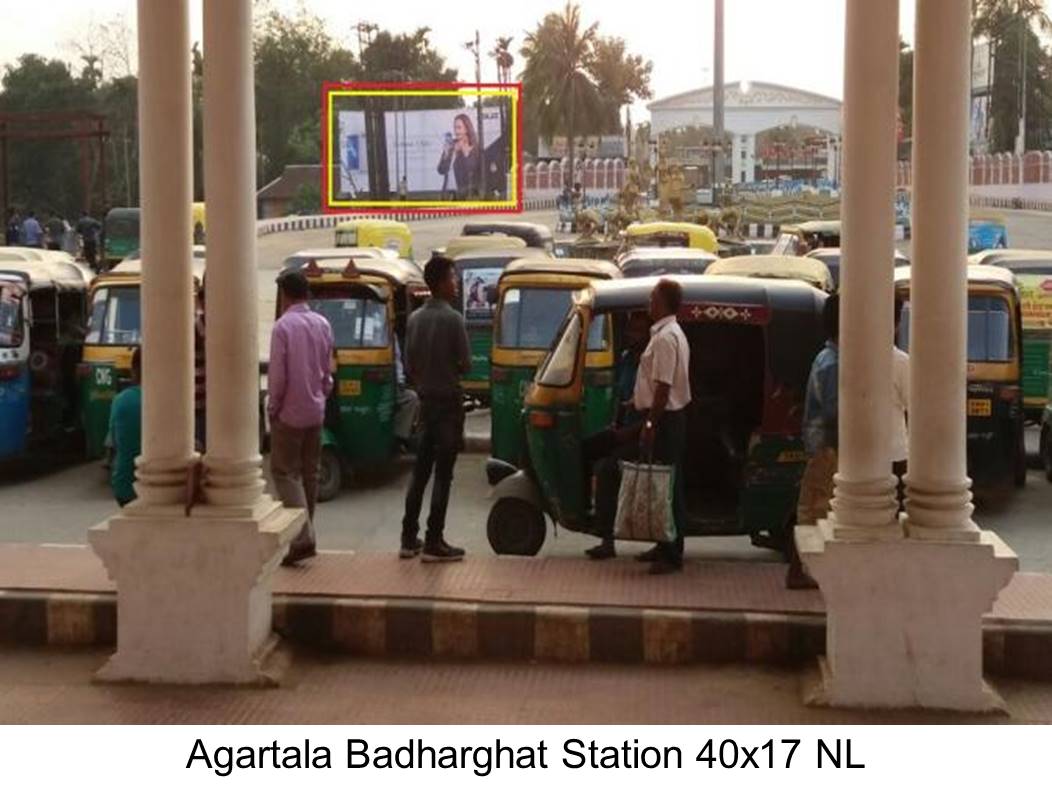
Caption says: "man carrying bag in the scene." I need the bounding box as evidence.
[593,278,691,574]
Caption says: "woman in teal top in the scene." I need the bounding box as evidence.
[108,347,142,507]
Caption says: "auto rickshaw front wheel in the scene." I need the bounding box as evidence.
[317,447,343,503]
[487,498,546,556]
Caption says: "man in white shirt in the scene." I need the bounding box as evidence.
[589,280,692,572]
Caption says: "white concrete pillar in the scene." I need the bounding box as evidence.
[202,0,265,509]
[905,0,978,541]
[828,0,901,539]
[134,0,195,506]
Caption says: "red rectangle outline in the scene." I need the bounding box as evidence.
[321,81,524,216]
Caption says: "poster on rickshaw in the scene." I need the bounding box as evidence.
[1017,274,1052,330]
[461,267,502,323]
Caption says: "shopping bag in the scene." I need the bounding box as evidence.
[612,460,677,543]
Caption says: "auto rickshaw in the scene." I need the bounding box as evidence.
[770,220,841,256]
[453,247,549,403]
[806,247,911,289]
[0,247,79,265]
[485,273,827,555]
[616,246,717,278]
[102,207,141,269]
[79,257,206,459]
[439,234,527,260]
[705,254,835,292]
[462,221,554,252]
[622,221,719,254]
[334,219,413,258]
[489,257,621,469]
[968,214,1008,254]
[0,259,93,463]
[274,257,429,500]
[964,249,1052,423]
[895,264,1026,491]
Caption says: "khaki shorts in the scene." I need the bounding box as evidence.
[796,447,837,526]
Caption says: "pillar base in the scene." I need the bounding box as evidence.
[795,519,1017,710]
[88,498,305,685]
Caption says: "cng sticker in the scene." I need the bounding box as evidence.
[340,379,362,397]
[95,366,113,387]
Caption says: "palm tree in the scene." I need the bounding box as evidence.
[520,2,603,187]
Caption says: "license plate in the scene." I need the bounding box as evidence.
[339,379,361,397]
[967,398,992,417]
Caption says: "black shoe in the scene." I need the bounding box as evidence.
[635,544,661,563]
[421,540,465,563]
[585,541,616,560]
[281,543,317,567]
[399,537,423,559]
[648,559,683,575]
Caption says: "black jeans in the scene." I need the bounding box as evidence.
[593,408,688,564]
[401,394,464,546]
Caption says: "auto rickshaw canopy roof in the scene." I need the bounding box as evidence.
[969,248,1052,265]
[452,247,549,264]
[279,256,426,288]
[461,221,553,249]
[0,258,94,291]
[623,221,719,253]
[705,254,834,291]
[588,273,827,317]
[617,246,718,267]
[100,257,207,284]
[442,235,528,258]
[0,246,79,265]
[894,264,1017,293]
[284,247,400,265]
[783,220,841,236]
[501,256,621,281]
[807,247,911,266]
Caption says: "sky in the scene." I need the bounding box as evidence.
[0,0,969,122]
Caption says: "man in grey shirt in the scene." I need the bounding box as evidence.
[400,255,471,562]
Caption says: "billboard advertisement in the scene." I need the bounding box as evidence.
[323,82,522,214]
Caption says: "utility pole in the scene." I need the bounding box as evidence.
[1016,6,1028,155]
[713,0,725,199]
[465,30,486,198]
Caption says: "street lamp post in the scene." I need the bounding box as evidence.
[465,31,486,199]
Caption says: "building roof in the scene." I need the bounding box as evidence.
[256,165,321,202]
[647,81,842,112]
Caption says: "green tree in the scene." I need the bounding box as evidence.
[520,2,604,186]
[589,36,653,135]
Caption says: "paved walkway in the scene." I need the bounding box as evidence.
[2,543,1051,624]
[2,647,1052,724]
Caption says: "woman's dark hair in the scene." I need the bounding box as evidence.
[131,346,142,377]
[654,278,683,315]
[823,292,840,342]
[424,256,455,292]
[280,270,310,300]
[453,113,477,148]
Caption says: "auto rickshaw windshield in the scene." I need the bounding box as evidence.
[0,283,24,347]
[85,286,141,345]
[898,295,1014,362]
[498,287,606,351]
[307,286,390,349]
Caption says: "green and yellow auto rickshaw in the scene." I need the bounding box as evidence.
[770,220,841,256]
[275,257,428,500]
[334,219,413,258]
[79,257,206,459]
[453,246,549,403]
[485,273,828,555]
[102,207,141,269]
[0,259,93,463]
[895,264,1026,491]
[967,249,1052,423]
[488,257,622,470]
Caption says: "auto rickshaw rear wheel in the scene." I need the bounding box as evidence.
[487,498,546,556]
[1042,427,1052,483]
[317,447,343,503]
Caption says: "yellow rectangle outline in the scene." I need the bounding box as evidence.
[326,87,520,210]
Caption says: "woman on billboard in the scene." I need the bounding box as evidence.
[437,113,480,199]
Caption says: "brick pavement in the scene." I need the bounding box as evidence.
[2,647,1052,724]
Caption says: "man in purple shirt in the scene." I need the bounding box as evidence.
[268,270,334,566]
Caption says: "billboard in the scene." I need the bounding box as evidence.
[323,82,522,214]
